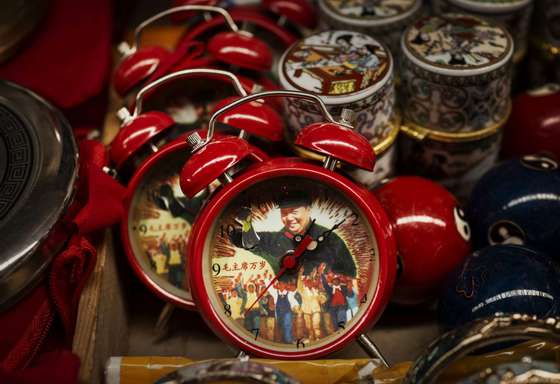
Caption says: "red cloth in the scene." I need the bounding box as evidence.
[73,140,126,235]
[0,0,113,139]
[0,0,112,110]
[0,237,96,383]
[0,140,125,383]
[1,351,81,384]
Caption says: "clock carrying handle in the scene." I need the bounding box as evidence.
[130,5,239,54]
[403,314,560,384]
[132,68,247,117]
[189,90,351,152]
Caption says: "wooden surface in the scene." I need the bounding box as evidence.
[72,230,129,384]
[72,89,128,384]
[124,286,441,365]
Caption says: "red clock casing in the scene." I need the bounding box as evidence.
[187,157,396,359]
[122,134,268,308]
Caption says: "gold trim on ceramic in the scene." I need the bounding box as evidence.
[289,113,401,161]
[400,101,511,143]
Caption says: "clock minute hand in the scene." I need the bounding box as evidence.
[317,217,346,242]
[244,271,283,314]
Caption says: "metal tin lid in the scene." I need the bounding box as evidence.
[401,14,513,77]
[448,0,532,13]
[278,30,393,104]
[0,81,78,310]
[319,0,423,28]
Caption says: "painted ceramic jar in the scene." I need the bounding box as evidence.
[317,0,424,60]
[432,0,533,63]
[399,118,508,201]
[278,30,396,150]
[400,14,513,134]
[346,113,400,188]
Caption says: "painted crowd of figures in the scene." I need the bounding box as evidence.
[219,263,360,345]
[146,233,187,289]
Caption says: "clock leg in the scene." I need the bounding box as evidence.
[357,334,390,367]
[154,302,175,341]
[236,350,249,361]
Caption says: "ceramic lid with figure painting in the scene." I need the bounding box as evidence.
[402,14,513,77]
[278,30,392,103]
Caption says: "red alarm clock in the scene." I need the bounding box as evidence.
[118,68,273,309]
[261,0,317,30]
[113,5,274,97]
[180,90,397,360]
[177,4,298,46]
[373,177,472,306]
[122,134,268,309]
[110,68,282,181]
[178,4,298,90]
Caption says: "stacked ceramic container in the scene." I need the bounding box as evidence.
[432,0,533,65]
[398,14,514,200]
[317,0,424,62]
[278,29,399,188]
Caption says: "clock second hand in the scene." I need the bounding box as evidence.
[244,235,313,314]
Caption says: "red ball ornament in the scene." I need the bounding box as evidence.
[373,176,471,305]
[502,83,560,160]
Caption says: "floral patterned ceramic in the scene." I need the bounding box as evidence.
[278,30,395,148]
[318,0,424,60]
[432,0,533,63]
[398,120,507,201]
[400,14,513,133]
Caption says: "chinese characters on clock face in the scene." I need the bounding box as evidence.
[128,150,216,301]
[206,177,380,351]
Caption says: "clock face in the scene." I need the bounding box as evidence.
[202,176,380,353]
[127,148,216,305]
